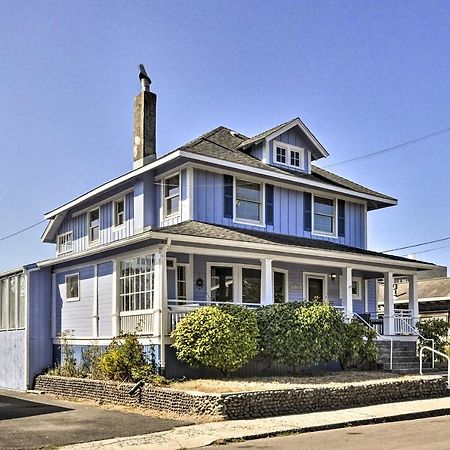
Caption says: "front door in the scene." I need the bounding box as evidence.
[307,277,324,301]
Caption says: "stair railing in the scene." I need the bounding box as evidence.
[353,312,393,371]
[419,346,450,389]
[395,316,435,369]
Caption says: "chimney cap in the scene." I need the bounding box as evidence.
[138,64,151,85]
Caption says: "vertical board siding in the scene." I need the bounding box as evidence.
[159,169,188,227]
[193,168,366,248]
[98,262,114,338]
[0,330,26,390]
[57,266,95,337]
[57,192,134,256]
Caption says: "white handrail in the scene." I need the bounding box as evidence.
[353,312,393,371]
[419,346,450,389]
[395,316,435,369]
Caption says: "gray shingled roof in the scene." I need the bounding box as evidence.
[158,220,432,266]
[377,277,450,301]
[238,118,295,149]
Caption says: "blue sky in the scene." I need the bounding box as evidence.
[1,0,449,272]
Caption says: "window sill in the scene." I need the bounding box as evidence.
[234,219,266,228]
[311,230,338,239]
[66,297,80,302]
[162,212,181,220]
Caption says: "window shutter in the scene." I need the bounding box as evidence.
[338,199,345,237]
[224,175,233,218]
[265,184,274,226]
[304,192,312,232]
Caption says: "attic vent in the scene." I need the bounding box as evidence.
[230,131,239,137]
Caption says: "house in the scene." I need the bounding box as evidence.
[377,265,450,323]
[0,67,435,389]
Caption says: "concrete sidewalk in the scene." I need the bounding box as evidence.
[65,396,450,449]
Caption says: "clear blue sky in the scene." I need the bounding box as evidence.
[1,0,449,272]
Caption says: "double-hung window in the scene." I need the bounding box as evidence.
[66,274,79,301]
[235,178,263,224]
[57,231,73,255]
[274,141,304,169]
[312,195,336,236]
[164,173,180,217]
[114,198,125,227]
[88,208,100,244]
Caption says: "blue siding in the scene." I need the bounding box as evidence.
[0,330,26,390]
[98,262,113,337]
[193,168,366,248]
[249,143,264,160]
[159,169,190,227]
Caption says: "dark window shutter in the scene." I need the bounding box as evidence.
[338,199,345,237]
[265,184,274,226]
[304,192,312,232]
[224,175,233,218]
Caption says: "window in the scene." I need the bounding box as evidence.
[88,208,100,244]
[164,173,180,217]
[114,198,125,227]
[313,196,336,235]
[119,256,155,312]
[241,268,261,304]
[0,274,26,330]
[352,278,362,300]
[273,141,304,169]
[9,277,16,329]
[18,275,25,328]
[177,265,187,301]
[235,178,263,224]
[57,232,73,255]
[210,266,233,302]
[275,146,286,164]
[1,279,8,330]
[66,274,79,301]
[274,271,287,303]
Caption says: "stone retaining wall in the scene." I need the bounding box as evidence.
[34,375,449,420]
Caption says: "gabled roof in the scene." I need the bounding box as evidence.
[237,117,329,160]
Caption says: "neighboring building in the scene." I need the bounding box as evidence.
[0,67,435,390]
[377,266,450,323]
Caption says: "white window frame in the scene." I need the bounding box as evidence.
[233,177,265,227]
[352,277,362,300]
[163,172,181,219]
[273,140,305,170]
[303,272,328,301]
[88,207,100,245]
[65,273,80,302]
[311,193,338,238]
[113,198,125,228]
[57,231,73,255]
[273,268,289,303]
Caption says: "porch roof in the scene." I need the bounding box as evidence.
[158,220,434,269]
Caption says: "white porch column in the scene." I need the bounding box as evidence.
[408,273,419,327]
[384,271,395,335]
[260,259,273,305]
[155,249,168,374]
[341,267,353,319]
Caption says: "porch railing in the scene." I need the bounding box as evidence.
[119,310,157,335]
[393,309,415,334]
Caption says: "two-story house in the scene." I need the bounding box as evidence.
[0,67,434,390]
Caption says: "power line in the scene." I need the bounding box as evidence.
[383,236,450,253]
[322,126,450,169]
[401,243,450,257]
[0,220,47,242]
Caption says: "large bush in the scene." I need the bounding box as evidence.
[417,318,450,363]
[171,305,259,374]
[257,301,346,370]
[98,333,156,382]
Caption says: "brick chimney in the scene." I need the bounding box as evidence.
[133,65,156,168]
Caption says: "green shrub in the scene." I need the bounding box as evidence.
[340,319,378,370]
[80,343,103,378]
[98,333,156,382]
[257,301,346,371]
[417,319,450,362]
[47,330,79,377]
[171,305,259,374]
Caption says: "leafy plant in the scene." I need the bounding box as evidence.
[98,333,156,382]
[417,319,450,363]
[80,343,103,378]
[171,305,259,374]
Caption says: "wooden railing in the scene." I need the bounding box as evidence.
[393,309,415,335]
[119,310,157,335]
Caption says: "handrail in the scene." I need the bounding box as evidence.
[395,316,435,369]
[353,312,393,371]
[419,346,450,389]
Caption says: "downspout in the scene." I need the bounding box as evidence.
[159,238,171,376]
[24,267,30,390]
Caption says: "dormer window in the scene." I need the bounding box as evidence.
[273,141,304,170]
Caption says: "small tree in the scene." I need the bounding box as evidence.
[171,305,259,375]
[417,319,450,363]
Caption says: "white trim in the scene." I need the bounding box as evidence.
[187,254,194,301]
[92,265,98,337]
[24,271,29,388]
[262,141,269,164]
[364,279,369,312]
[303,272,328,301]
[311,193,338,238]
[87,207,100,246]
[52,336,161,346]
[65,273,80,302]
[363,202,368,248]
[187,166,194,220]
[113,197,126,229]
[112,260,119,337]
[352,277,362,300]
[273,140,305,170]
[273,268,289,303]
[233,176,265,226]
[162,172,181,220]
[51,273,56,338]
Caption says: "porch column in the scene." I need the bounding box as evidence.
[155,249,168,375]
[408,273,419,327]
[341,267,353,319]
[383,271,395,335]
[260,259,273,305]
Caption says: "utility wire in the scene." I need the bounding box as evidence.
[322,126,450,169]
[401,243,450,257]
[0,220,47,242]
[383,236,450,253]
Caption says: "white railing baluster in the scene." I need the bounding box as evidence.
[420,346,449,389]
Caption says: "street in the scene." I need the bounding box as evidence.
[205,415,450,450]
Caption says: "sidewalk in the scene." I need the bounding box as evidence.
[65,396,450,449]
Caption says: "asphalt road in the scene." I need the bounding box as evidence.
[205,415,450,450]
[0,390,191,449]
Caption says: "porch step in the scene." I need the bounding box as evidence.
[376,341,427,374]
